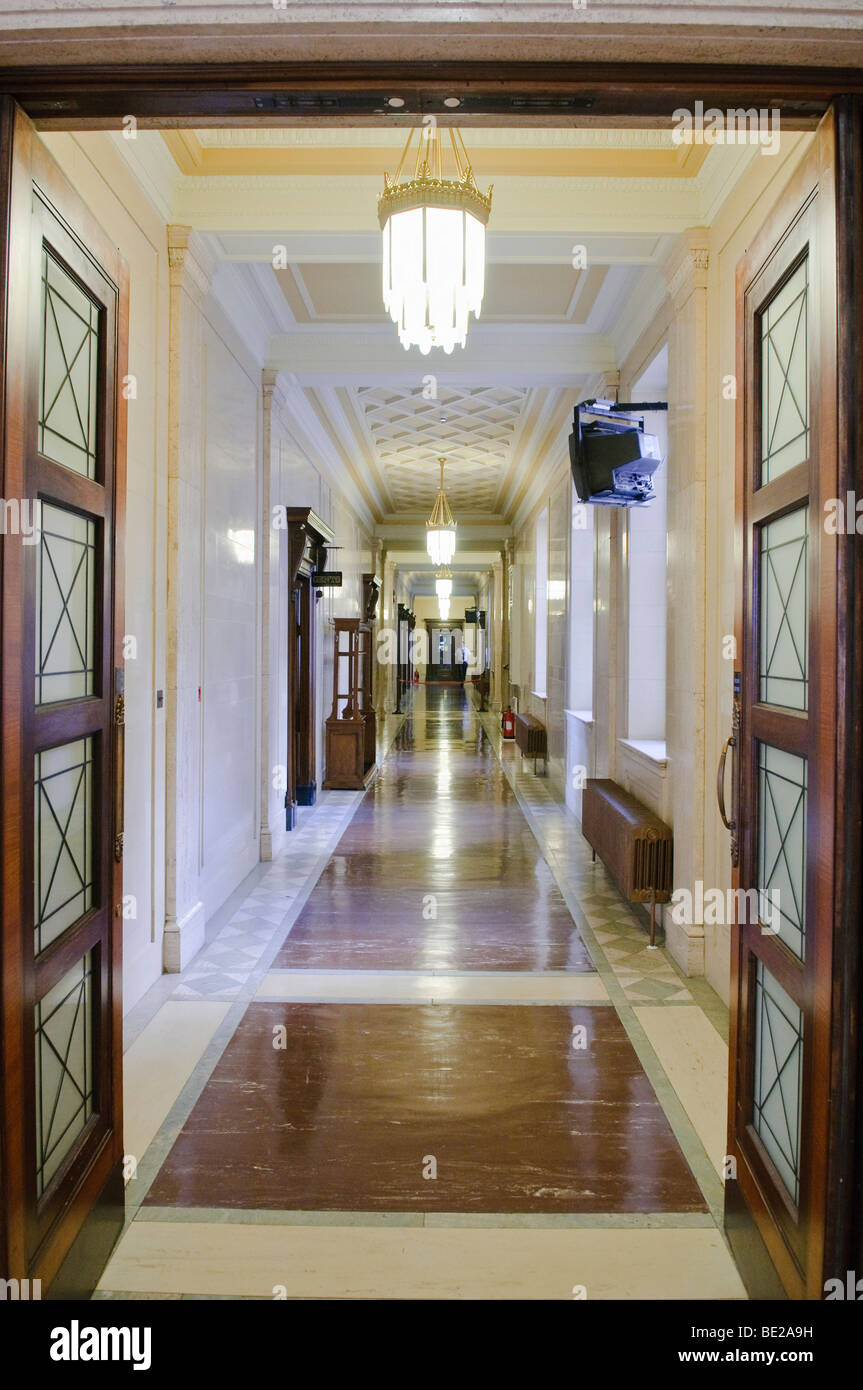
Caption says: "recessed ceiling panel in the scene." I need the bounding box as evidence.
[356,384,529,513]
[483,263,580,320]
[296,262,386,321]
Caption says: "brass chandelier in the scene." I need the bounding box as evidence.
[379,125,493,355]
[435,565,453,599]
[426,458,457,565]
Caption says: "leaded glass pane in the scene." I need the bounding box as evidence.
[759,507,808,710]
[35,503,96,706]
[760,257,809,484]
[35,950,94,1197]
[34,737,94,954]
[38,248,99,479]
[758,743,807,961]
[752,960,803,1206]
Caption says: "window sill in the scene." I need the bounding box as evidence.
[531,691,548,700]
[565,708,594,725]
[618,737,667,768]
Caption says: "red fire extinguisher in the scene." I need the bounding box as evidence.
[502,708,515,740]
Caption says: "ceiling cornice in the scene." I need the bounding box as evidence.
[106,127,181,222]
[271,373,378,530]
[161,127,710,179]
[266,327,615,386]
[303,384,389,521]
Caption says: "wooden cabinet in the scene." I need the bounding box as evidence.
[323,618,377,790]
[281,508,334,826]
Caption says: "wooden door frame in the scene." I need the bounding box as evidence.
[825,93,863,1293]
[0,65,860,1298]
[0,100,128,1295]
[1,60,863,129]
[725,99,863,1300]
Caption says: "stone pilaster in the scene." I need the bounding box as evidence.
[163,225,215,972]
[259,369,285,862]
[491,556,504,712]
[663,227,710,975]
[503,538,514,705]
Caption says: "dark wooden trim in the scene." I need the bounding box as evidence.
[1,61,862,128]
[295,575,316,806]
[45,1156,124,1302]
[725,1172,789,1302]
[0,89,18,1284]
[825,93,863,1289]
[282,509,332,830]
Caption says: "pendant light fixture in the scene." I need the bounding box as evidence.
[426,457,457,565]
[379,124,492,355]
[438,597,451,621]
[435,565,453,600]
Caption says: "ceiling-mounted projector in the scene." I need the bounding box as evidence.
[569,398,667,508]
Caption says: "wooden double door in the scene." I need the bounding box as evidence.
[724,104,863,1299]
[0,106,127,1294]
[425,622,465,682]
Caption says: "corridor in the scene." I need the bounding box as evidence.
[4,0,863,1325]
[98,686,743,1299]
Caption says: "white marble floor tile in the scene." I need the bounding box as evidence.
[98,1220,747,1300]
[123,1001,230,1167]
[634,1005,729,1177]
[255,970,610,1004]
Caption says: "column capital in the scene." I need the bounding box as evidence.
[665,228,710,308]
[600,368,621,400]
[262,367,288,413]
[167,224,215,304]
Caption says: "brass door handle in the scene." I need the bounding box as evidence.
[717,731,740,868]
[716,735,735,830]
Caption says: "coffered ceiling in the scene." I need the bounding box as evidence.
[356,384,528,513]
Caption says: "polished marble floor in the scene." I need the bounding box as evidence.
[273,699,594,973]
[100,687,744,1299]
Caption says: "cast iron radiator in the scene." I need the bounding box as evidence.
[581,778,673,946]
[514,713,547,772]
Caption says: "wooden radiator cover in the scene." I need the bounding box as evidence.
[514,713,547,758]
[582,778,673,904]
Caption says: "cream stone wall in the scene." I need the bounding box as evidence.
[262,379,375,863]
[511,458,572,796]
[198,293,263,917]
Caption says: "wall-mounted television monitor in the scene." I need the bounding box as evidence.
[569,399,666,508]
